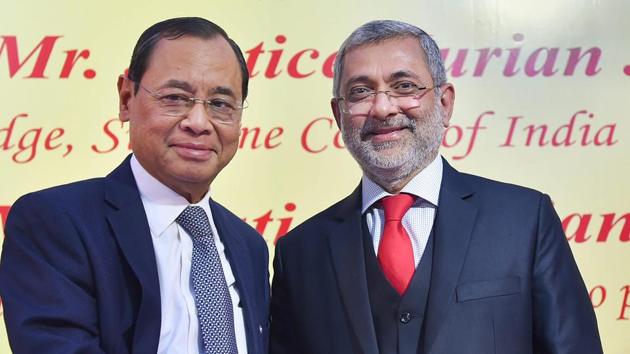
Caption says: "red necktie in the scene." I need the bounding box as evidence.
[377,193,416,294]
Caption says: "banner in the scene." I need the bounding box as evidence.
[1,0,628,352]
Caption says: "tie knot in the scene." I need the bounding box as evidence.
[176,205,213,241]
[381,193,416,221]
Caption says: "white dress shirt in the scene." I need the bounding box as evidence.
[130,155,248,354]
[362,155,443,266]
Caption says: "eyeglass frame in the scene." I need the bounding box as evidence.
[333,83,438,115]
[131,78,248,125]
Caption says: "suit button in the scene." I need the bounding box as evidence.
[400,312,412,324]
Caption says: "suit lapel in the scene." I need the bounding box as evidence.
[210,200,259,354]
[104,156,161,354]
[423,159,478,353]
[327,186,379,354]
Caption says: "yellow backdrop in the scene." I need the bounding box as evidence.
[1,0,628,352]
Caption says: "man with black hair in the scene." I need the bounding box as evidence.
[0,17,269,354]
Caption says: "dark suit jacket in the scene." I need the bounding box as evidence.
[0,157,270,354]
[270,159,601,354]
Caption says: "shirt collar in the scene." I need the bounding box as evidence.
[130,155,212,238]
[361,154,443,213]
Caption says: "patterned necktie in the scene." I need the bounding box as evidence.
[176,206,238,354]
[378,193,416,295]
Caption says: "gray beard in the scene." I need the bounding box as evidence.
[341,100,444,191]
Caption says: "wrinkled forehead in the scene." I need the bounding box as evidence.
[143,36,243,97]
[339,37,431,88]
[145,35,238,72]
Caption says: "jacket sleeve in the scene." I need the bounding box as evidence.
[532,194,603,354]
[269,238,297,354]
[0,193,106,354]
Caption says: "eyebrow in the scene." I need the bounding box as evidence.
[158,80,194,92]
[210,86,236,98]
[157,80,237,98]
[388,70,421,82]
[344,75,372,89]
[343,70,423,90]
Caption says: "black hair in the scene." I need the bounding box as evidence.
[127,17,249,100]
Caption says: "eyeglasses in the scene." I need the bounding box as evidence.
[335,83,436,115]
[135,81,247,125]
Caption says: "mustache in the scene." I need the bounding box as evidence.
[360,115,416,139]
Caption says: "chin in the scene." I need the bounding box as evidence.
[169,166,215,184]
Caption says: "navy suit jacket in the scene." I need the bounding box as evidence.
[270,159,602,354]
[0,157,270,354]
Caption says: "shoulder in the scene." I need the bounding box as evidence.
[211,200,267,250]
[10,178,108,219]
[459,172,544,201]
[451,171,555,227]
[5,178,111,251]
[293,199,344,233]
[442,158,546,208]
[3,178,112,270]
[276,196,348,249]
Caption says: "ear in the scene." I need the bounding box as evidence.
[118,75,134,122]
[438,83,455,127]
[331,98,342,129]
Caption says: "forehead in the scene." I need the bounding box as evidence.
[340,36,431,87]
[143,36,242,95]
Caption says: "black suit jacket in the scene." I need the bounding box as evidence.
[270,159,601,354]
[0,156,270,354]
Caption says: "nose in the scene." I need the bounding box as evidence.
[369,91,399,120]
[179,101,213,135]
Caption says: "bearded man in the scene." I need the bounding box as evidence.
[269,20,602,354]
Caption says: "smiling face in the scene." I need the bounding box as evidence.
[118,35,243,202]
[333,36,454,192]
